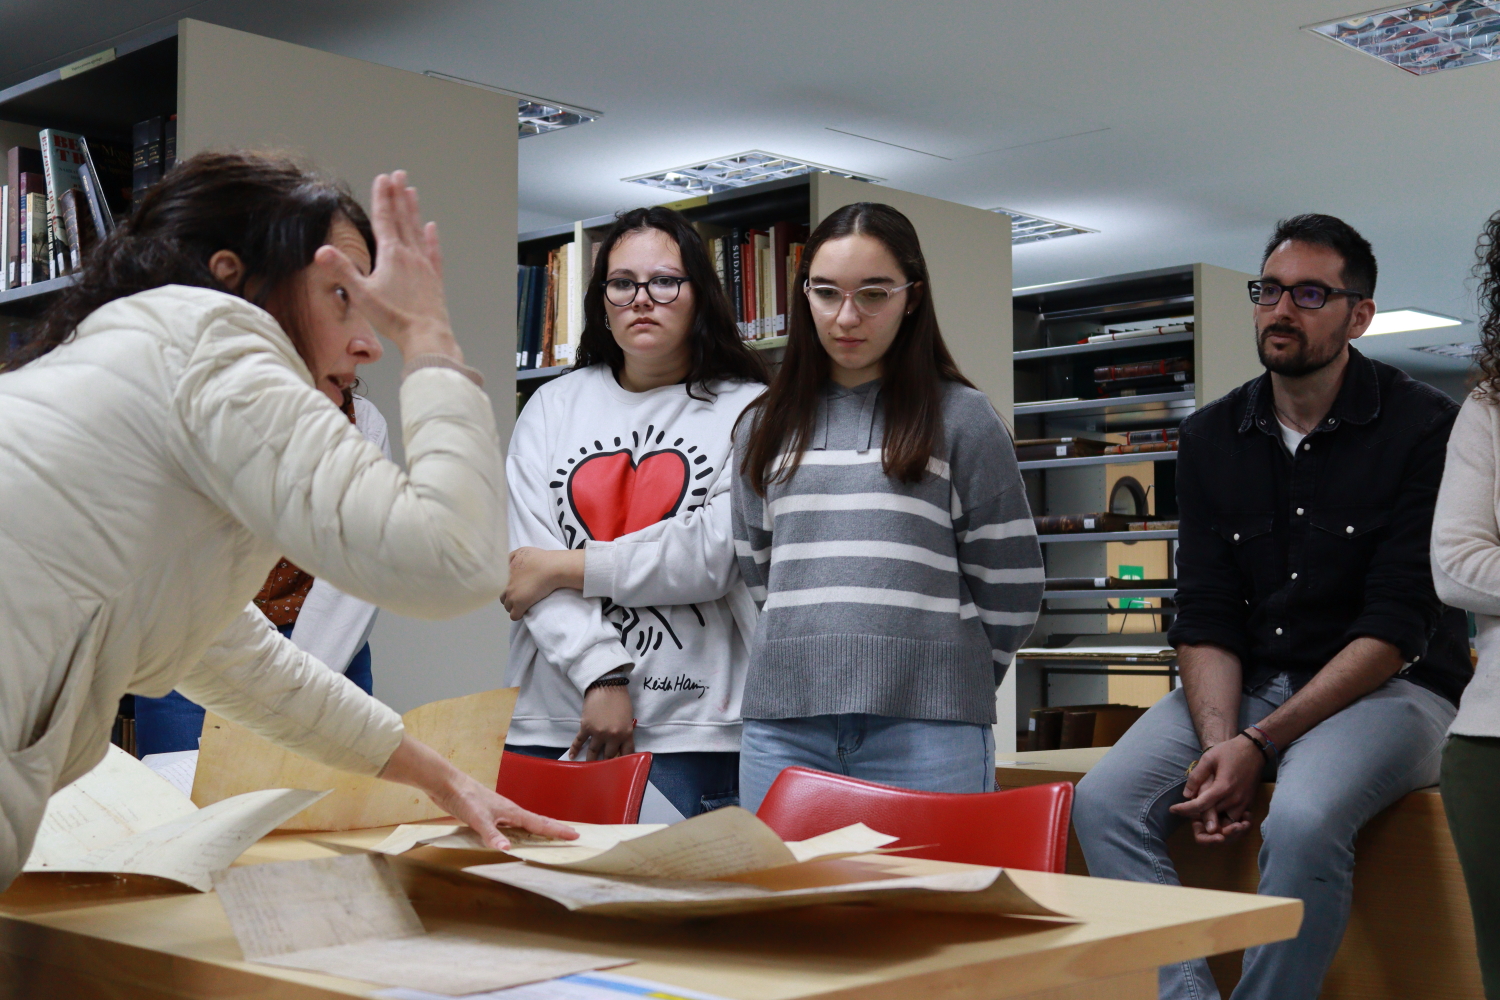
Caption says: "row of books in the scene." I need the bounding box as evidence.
[516,241,594,370]
[1044,576,1175,590]
[1015,428,1179,462]
[1093,356,1192,397]
[707,222,806,341]
[1080,321,1192,346]
[1027,704,1148,751]
[1034,514,1179,534]
[2,115,175,293]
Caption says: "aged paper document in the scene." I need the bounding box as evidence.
[215,854,630,994]
[23,744,325,891]
[25,745,198,867]
[193,688,514,831]
[464,853,1071,921]
[373,822,668,857]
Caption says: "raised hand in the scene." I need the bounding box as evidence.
[316,170,463,364]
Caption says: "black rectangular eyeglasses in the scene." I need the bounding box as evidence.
[1248,280,1364,310]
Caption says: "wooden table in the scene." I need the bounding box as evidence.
[996,748,1484,1000]
[0,831,1299,1000]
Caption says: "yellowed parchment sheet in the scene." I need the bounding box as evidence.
[193,687,515,831]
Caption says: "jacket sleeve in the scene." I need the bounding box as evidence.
[507,393,634,690]
[1433,396,1500,616]
[1167,420,1251,661]
[951,408,1043,677]
[581,460,739,608]
[172,303,505,620]
[1344,406,1456,660]
[174,605,404,775]
[731,423,771,608]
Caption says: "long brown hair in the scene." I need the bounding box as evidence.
[6,150,372,371]
[573,206,767,399]
[740,201,973,494]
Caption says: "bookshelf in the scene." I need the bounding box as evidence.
[1012,263,1257,732]
[0,19,519,715]
[515,172,1015,418]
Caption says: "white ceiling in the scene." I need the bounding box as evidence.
[4,0,1493,385]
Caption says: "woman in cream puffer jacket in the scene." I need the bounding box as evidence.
[0,153,572,889]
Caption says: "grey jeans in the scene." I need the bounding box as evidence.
[1073,673,1455,1000]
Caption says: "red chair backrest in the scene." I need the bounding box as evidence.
[496,751,654,825]
[756,767,1073,872]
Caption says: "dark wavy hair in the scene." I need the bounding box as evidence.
[5,150,372,371]
[739,201,974,494]
[1474,211,1500,399]
[572,206,767,399]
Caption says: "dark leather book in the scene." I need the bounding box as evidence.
[1060,711,1097,750]
[1034,513,1135,534]
[1029,708,1064,751]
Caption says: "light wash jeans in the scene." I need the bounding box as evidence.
[739,714,996,813]
[1073,673,1455,1000]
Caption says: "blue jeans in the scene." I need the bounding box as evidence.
[1073,673,1454,1000]
[738,714,996,813]
[135,625,373,757]
[505,745,739,819]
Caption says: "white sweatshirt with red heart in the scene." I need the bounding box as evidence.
[506,363,763,753]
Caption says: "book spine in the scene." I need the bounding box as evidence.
[1103,442,1178,456]
[22,187,48,285]
[1093,358,1191,382]
[0,184,7,291]
[742,234,757,338]
[1125,428,1179,445]
[39,131,60,278]
[131,117,163,205]
[728,227,744,337]
[566,238,584,347]
[771,221,789,334]
[515,265,530,369]
[77,137,116,233]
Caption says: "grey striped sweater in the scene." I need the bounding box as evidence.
[731,378,1044,724]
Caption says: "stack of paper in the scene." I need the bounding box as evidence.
[22,744,325,891]
[380,807,1073,923]
[214,853,631,995]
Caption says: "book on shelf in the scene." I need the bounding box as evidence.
[1083,321,1192,345]
[708,220,806,341]
[1125,427,1179,445]
[1028,704,1149,751]
[40,129,93,277]
[1034,513,1139,534]
[1102,441,1178,456]
[1093,357,1191,383]
[0,184,7,291]
[1045,577,1175,590]
[81,136,131,223]
[1128,519,1178,531]
[131,117,165,201]
[20,174,47,286]
[1014,437,1108,461]
[6,145,43,289]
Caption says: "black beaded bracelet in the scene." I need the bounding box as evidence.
[586,674,630,692]
[1238,729,1271,761]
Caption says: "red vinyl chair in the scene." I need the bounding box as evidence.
[756,767,1073,872]
[496,751,654,824]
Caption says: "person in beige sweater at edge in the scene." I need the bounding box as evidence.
[1430,211,1500,1000]
[0,151,575,890]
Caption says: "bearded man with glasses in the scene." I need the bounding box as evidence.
[1073,214,1472,1000]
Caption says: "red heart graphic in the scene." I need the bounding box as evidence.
[568,449,690,541]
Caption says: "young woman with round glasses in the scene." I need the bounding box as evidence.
[731,201,1045,810]
[500,207,768,818]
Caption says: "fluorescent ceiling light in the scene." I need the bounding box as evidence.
[623,151,881,196]
[1306,2,1500,76]
[1364,308,1464,335]
[1412,341,1479,360]
[990,207,1096,245]
[422,71,600,137]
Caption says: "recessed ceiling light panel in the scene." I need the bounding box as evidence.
[423,71,600,137]
[990,207,1096,245]
[1307,2,1500,76]
[1412,341,1479,359]
[1365,307,1464,335]
[623,151,881,196]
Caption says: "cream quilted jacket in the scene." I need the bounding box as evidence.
[0,285,507,888]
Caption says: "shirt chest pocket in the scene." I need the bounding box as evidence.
[1308,506,1390,542]
[1210,512,1274,548]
